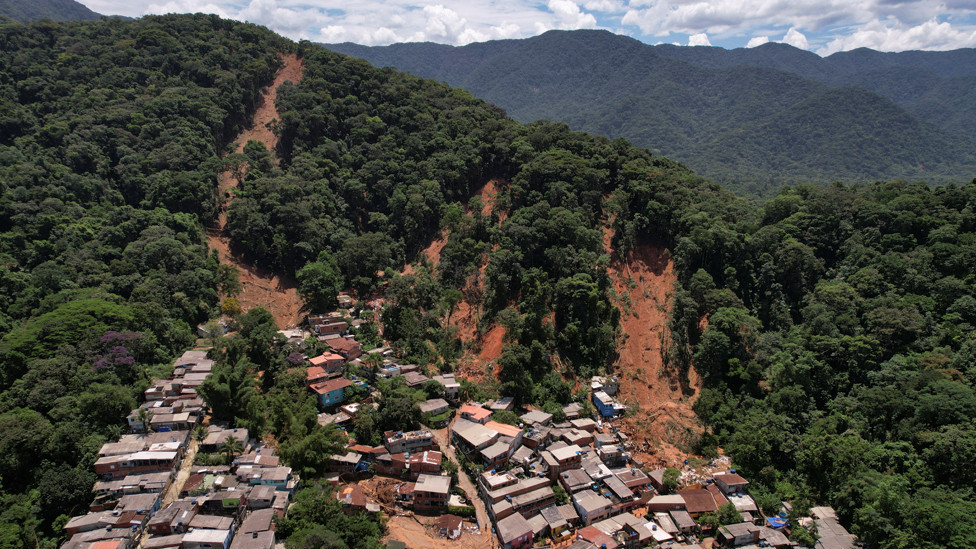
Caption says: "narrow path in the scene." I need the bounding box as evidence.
[432,424,490,532]
[162,439,199,505]
[208,53,305,329]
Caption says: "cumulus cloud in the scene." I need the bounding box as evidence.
[548,0,598,29]
[146,0,229,18]
[781,27,809,49]
[817,18,976,55]
[746,35,769,47]
[688,32,711,46]
[81,0,976,53]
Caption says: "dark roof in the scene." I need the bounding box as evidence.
[677,488,718,514]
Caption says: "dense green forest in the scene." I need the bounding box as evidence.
[2,13,976,549]
[326,30,976,197]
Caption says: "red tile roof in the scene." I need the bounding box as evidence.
[310,377,353,395]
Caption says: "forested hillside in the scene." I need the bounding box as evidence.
[0,0,103,23]
[2,13,976,549]
[326,31,976,197]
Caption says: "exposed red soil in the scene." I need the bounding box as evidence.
[603,225,703,469]
[401,232,449,276]
[473,179,508,224]
[207,53,305,329]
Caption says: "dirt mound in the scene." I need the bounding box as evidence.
[207,53,305,329]
[603,226,703,468]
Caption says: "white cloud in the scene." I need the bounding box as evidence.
[746,35,769,47]
[582,0,623,12]
[78,0,976,53]
[548,0,598,29]
[817,18,976,55]
[145,0,229,18]
[688,32,711,46]
[781,27,809,49]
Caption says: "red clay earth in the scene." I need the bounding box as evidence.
[207,53,305,329]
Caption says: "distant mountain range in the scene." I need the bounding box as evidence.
[326,30,976,196]
[0,0,103,22]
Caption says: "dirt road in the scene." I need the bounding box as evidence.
[431,425,490,533]
[162,439,199,506]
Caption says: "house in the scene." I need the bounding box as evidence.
[147,501,197,535]
[491,397,515,412]
[188,515,235,531]
[414,474,451,514]
[713,472,750,494]
[434,515,463,540]
[570,418,598,432]
[374,453,408,476]
[496,512,534,549]
[590,376,619,396]
[335,484,368,514]
[509,486,556,519]
[144,534,186,549]
[717,522,760,546]
[458,405,492,424]
[181,529,232,549]
[562,402,583,420]
[200,428,249,454]
[573,491,613,526]
[431,373,460,400]
[337,294,354,307]
[310,377,353,407]
[670,510,697,533]
[647,495,686,512]
[228,531,274,549]
[811,506,858,549]
[677,488,719,517]
[418,398,450,417]
[384,429,436,454]
[648,468,668,492]
[540,504,571,540]
[576,526,617,549]
[407,451,443,478]
[199,490,246,516]
[559,468,594,493]
[330,452,362,473]
[451,419,499,458]
[247,486,276,510]
[542,444,583,479]
[325,337,362,359]
[94,451,180,480]
[402,371,431,388]
[239,509,275,534]
[308,353,346,372]
[520,410,553,427]
[611,467,651,492]
[592,391,626,418]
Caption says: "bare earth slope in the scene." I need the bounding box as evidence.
[604,227,703,468]
[208,53,305,329]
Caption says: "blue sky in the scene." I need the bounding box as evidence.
[78,0,976,56]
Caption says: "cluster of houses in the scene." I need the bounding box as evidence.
[311,358,855,549]
[62,351,297,549]
[290,304,856,549]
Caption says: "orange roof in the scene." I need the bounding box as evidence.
[307,366,328,380]
[310,353,344,366]
[90,542,122,549]
[310,377,353,394]
[327,339,360,352]
[485,420,522,438]
[459,405,491,421]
